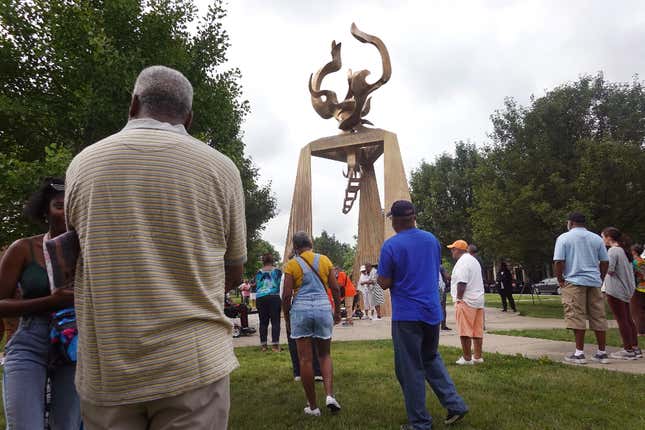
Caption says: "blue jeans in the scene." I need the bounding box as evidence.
[2,315,81,430]
[392,321,467,430]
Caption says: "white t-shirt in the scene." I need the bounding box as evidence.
[358,272,371,291]
[451,253,485,308]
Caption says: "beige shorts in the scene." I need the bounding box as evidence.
[455,301,484,338]
[561,283,608,331]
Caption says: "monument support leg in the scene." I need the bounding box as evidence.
[381,131,411,317]
[283,145,313,261]
[352,164,384,309]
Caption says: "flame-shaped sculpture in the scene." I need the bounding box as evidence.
[309,23,391,132]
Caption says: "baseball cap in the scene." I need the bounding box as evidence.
[386,200,416,217]
[567,212,586,223]
[360,265,366,272]
[447,240,468,251]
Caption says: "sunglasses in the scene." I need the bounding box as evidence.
[50,183,65,191]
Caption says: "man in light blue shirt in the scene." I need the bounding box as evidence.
[553,212,609,365]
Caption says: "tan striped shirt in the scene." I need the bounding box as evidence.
[65,118,246,406]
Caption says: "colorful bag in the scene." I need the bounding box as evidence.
[49,307,78,365]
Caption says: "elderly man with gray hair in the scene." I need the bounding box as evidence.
[65,66,247,429]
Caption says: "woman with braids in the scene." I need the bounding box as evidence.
[601,227,641,360]
[0,177,81,429]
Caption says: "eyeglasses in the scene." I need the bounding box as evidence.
[50,183,65,191]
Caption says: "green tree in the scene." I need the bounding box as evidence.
[313,230,353,270]
[410,141,481,253]
[245,239,281,280]
[0,0,276,247]
[0,145,73,245]
[471,74,645,274]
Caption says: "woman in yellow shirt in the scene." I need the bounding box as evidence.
[282,231,341,416]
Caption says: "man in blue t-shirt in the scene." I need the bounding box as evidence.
[378,200,468,429]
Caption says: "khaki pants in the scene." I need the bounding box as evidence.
[81,375,230,430]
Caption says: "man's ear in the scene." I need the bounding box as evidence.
[129,95,140,119]
[184,110,193,130]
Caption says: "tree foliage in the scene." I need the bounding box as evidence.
[0,0,276,247]
[244,239,281,280]
[313,230,355,272]
[411,74,645,278]
[410,141,481,254]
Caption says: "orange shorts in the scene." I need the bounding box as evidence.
[455,301,484,338]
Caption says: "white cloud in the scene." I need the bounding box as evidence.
[196,0,645,255]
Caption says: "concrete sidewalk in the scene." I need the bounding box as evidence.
[234,305,645,375]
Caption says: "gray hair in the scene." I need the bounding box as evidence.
[132,66,193,118]
[293,231,313,251]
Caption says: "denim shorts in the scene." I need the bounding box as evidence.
[290,302,333,339]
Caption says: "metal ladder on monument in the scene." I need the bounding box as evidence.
[342,169,362,214]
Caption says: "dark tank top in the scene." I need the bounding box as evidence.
[18,238,50,299]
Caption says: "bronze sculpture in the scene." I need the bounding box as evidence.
[308,23,392,133]
[285,24,410,316]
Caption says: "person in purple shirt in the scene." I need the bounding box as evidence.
[378,200,468,430]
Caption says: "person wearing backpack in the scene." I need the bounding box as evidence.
[256,253,283,352]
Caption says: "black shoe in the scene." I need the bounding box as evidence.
[241,327,256,335]
[501,309,507,312]
[441,326,452,331]
[445,410,467,425]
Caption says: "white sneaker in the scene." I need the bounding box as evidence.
[455,356,474,365]
[314,375,323,381]
[326,395,341,413]
[472,357,484,364]
[294,376,301,382]
[610,349,637,360]
[304,406,321,416]
[374,316,382,320]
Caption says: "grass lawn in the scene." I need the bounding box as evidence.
[489,328,630,348]
[448,293,615,320]
[2,342,640,429]
[229,340,643,429]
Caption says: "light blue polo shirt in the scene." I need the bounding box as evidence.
[553,227,609,287]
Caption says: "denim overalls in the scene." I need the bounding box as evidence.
[289,254,333,339]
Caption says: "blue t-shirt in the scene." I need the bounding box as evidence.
[255,268,282,298]
[378,228,442,325]
[553,227,609,287]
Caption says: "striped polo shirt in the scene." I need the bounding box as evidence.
[65,118,247,406]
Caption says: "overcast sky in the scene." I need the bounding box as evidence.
[196,0,645,256]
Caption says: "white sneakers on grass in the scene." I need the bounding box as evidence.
[304,406,321,416]
[456,356,483,365]
[326,395,341,413]
[455,357,474,365]
[303,396,341,416]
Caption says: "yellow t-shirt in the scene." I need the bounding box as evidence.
[283,251,333,295]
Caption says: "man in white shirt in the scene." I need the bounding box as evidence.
[448,240,485,365]
[358,265,373,319]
